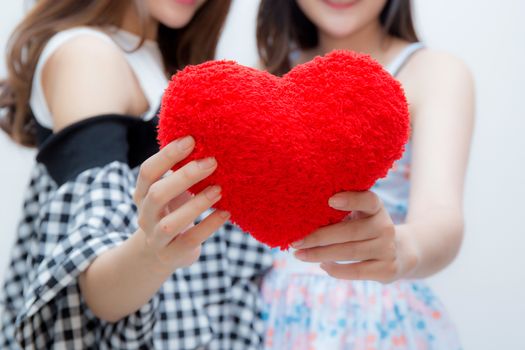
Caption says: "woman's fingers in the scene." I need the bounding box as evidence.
[294,238,392,262]
[328,190,382,216]
[291,213,378,249]
[165,191,193,214]
[291,206,390,249]
[160,209,231,268]
[139,157,218,231]
[150,185,223,249]
[320,260,399,284]
[175,209,231,250]
[134,136,195,206]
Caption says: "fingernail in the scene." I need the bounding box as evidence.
[218,210,230,219]
[176,136,194,151]
[291,239,304,248]
[204,185,221,200]
[329,196,347,208]
[294,250,305,260]
[196,157,217,170]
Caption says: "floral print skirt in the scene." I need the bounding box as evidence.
[261,268,462,350]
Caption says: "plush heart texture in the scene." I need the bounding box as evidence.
[158,50,409,249]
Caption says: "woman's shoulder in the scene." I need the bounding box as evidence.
[39,27,141,131]
[400,47,474,111]
[409,47,471,73]
[402,47,474,88]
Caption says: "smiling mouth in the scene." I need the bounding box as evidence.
[321,0,360,10]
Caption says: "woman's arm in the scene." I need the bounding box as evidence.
[41,34,137,130]
[43,36,229,322]
[289,50,475,282]
[397,50,475,277]
[79,138,230,322]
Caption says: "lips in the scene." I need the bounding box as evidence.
[321,0,359,10]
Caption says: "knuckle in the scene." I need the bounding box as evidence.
[138,163,154,183]
[157,218,171,234]
[145,236,156,250]
[161,143,179,161]
[147,184,164,204]
[181,163,198,181]
[385,262,398,279]
[137,214,148,230]
[360,191,380,212]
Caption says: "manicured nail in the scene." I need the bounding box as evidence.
[204,185,221,200]
[196,157,217,170]
[291,239,304,248]
[329,196,347,208]
[176,136,194,151]
[218,210,231,219]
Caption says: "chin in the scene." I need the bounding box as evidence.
[297,0,387,38]
[158,15,195,29]
[316,19,363,38]
[148,0,206,29]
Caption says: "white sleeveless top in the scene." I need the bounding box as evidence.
[30,27,169,129]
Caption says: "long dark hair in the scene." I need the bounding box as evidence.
[257,0,419,76]
[0,0,231,147]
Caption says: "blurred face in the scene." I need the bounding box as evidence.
[145,0,207,28]
[296,0,387,38]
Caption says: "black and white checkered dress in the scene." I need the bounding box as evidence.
[0,115,273,349]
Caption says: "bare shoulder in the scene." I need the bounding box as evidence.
[412,49,472,78]
[405,49,474,96]
[41,33,137,131]
[399,49,475,130]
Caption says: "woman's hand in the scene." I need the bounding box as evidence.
[80,136,229,322]
[291,191,419,283]
[133,135,230,274]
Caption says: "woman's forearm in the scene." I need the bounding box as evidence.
[399,206,464,279]
[79,229,171,323]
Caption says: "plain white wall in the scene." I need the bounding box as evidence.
[1,1,524,349]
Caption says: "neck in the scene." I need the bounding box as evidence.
[317,20,393,65]
[121,4,158,41]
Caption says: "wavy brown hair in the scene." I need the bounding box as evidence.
[257,0,419,76]
[0,0,231,147]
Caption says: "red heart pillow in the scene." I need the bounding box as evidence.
[158,50,409,249]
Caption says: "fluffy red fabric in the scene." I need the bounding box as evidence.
[158,50,409,249]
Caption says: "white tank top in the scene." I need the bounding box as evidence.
[30,27,169,129]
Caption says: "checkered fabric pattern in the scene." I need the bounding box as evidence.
[0,161,273,349]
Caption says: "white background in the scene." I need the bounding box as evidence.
[1,1,524,349]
